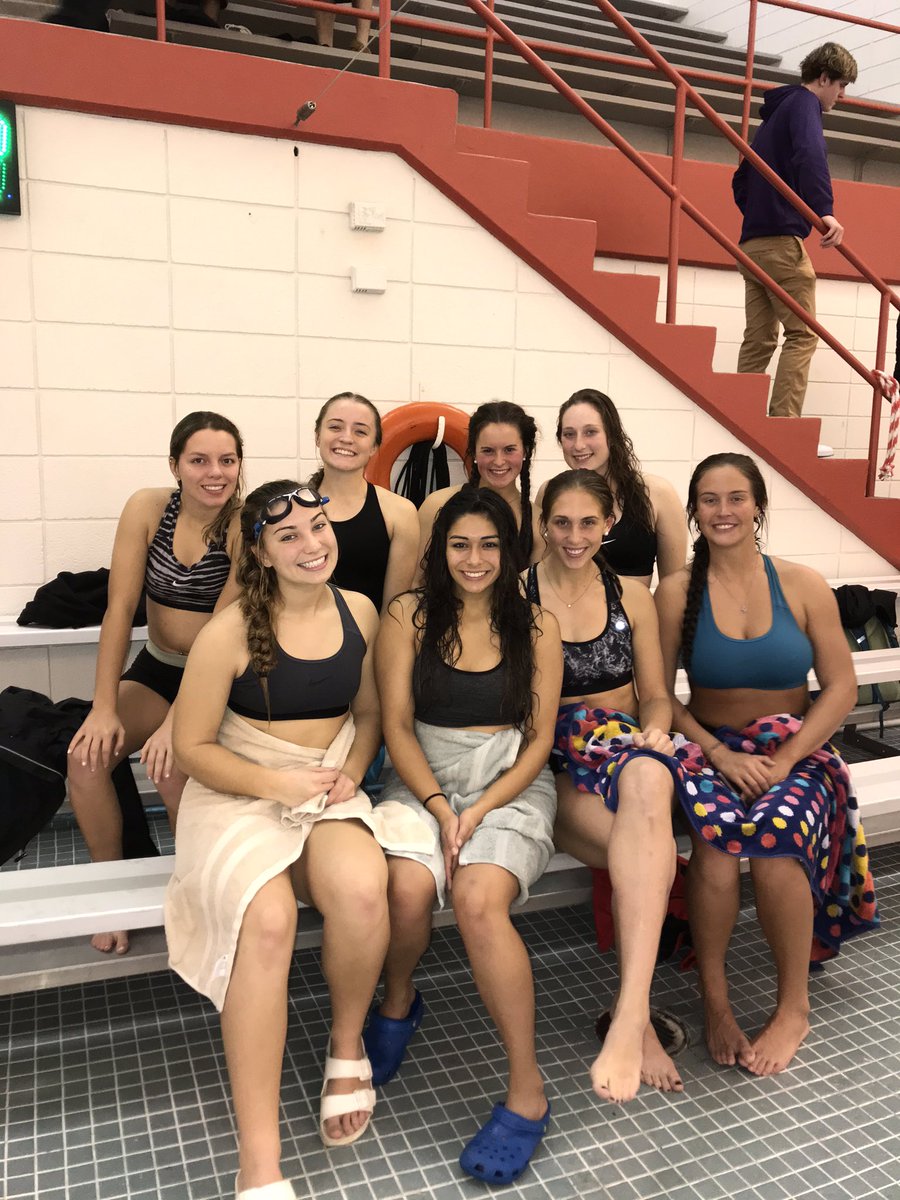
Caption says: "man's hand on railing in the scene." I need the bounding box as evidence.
[820,215,845,248]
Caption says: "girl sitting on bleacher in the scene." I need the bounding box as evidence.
[310,391,419,614]
[527,468,684,1104]
[367,485,562,1186]
[166,480,431,1200]
[67,411,244,955]
[415,401,540,575]
[533,389,687,585]
[655,453,879,1076]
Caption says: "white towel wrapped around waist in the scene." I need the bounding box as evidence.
[164,709,434,1011]
[379,721,556,907]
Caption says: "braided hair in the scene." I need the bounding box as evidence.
[310,392,383,491]
[415,485,538,735]
[680,453,768,673]
[466,401,538,570]
[236,479,307,718]
[556,390,654,534]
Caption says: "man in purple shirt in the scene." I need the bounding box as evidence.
[733,43,858,456]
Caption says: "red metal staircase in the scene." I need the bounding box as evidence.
[2,17,898,566]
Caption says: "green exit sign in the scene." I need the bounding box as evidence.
[0,101,21,216]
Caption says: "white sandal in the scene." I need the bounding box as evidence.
[235,1180,297,1200]
[319,1042,376,1148]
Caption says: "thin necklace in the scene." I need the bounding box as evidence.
[710,562,759,615]
[543,564,600,609]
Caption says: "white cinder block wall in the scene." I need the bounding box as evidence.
[1,107,894,696]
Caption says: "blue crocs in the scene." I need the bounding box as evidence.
[459,1100,551,1185]
[363,990,425,1086]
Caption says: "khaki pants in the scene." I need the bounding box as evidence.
[737,235,818,418]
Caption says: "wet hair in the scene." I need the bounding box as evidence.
[680,454,769,673]
[169,411,244,546]
[555,389,654,533]
[310,392,383,490]
[800,43,858,85]
[540,467,615,526]
[237,478,325,717]
[414,485,538,734]
[539,468,622,598]
[465,401,538,570]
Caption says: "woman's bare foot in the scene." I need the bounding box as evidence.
[703,999,754,1067]
[590,1014,644,1103]
[91,930,129,955]
[746,1006,810,1076]
[640,1022,684,1093]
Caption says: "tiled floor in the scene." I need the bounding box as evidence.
[2,839,899,1200]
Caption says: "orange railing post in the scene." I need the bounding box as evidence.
[741,0,758,144]
[666,83,685,323]
[378,0,391,78]
[155,0,165,42]
[868,292,892,493]
[484,0,495,128]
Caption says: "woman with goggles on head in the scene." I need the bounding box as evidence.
[67,411,244,956]
[166,481,432,1200]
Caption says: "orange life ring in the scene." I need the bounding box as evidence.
[366,402,470,489]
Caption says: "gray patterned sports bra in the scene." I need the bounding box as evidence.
[526,565,634,698]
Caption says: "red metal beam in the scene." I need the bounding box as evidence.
[761,0,900,36]
[174,0,900,118]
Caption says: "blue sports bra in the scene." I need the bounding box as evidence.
[229,586,366,721]
[145,491,231,614]
[689,556,813,690]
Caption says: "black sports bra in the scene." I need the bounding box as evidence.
[597,507,657,578]
[228,586,366,721]
[330,482,391,611]
[526,565,634,698]
[413,657,523,727]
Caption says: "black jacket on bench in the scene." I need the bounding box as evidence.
[0,687,158,867]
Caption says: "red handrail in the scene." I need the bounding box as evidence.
[741,0,900,145]
[466,0,898,494]
[148,0,897,490]
[152,3,900,119]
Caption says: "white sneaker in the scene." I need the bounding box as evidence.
[817,442,834,458]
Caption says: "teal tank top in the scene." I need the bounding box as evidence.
[689,556,813,690]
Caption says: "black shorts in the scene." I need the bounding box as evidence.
[120,647,185,705]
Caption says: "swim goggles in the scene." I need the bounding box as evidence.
[252,487,329,541]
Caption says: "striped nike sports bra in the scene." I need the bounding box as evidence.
[144,491,231,614]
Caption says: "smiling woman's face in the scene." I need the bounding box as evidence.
[258,503,338,586]
[316,398,378,471]
[445,513,502,596]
